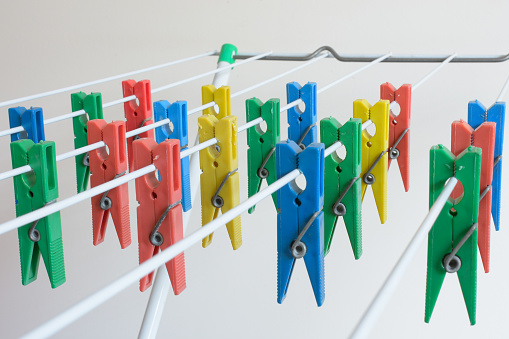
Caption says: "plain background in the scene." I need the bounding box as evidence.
[1,0,509,338]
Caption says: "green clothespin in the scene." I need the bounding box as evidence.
[11,139,65,288]
[71,92,103,193]
[320,117,362,258]
[425,145,481,325]
[246,98,280,213]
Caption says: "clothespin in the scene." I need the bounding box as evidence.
[88,120,131,249]
[287,82,317,148]
[380,83,411,191]
[276,140,325,306]
[122,80,155,171]
[425,145,481,325]
[451,119,496,273]
[320,117,362,258]
[10,139,65,288]
[154,100,192,212]
[133,138,186,294]
[202,84,231,118]
[246,98,280,213]
[198,114,241,250]
[71,92,103,193]
[468,100,506,231]
[8,106,45,143]
[353,99,390,224]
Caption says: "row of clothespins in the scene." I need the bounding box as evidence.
[7,78,505,325]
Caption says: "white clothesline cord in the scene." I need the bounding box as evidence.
[0,51,272,138]
[20,168,302,339]
[349,177,458,339]
[0,51,215,109]
[497,75,509,102]
[0,51,327,183]
[362,53,457,130]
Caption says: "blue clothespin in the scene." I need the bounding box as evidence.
[287,82,317,148]
[8,107,45,143]
[276,139,325,306]
[468,100,506,230]
[154,100,191,212]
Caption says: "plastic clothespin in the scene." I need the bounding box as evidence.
[133,138,186,294]
[246,98,280,213]
[71,92,103,193]
[88,120,131,249]
[451,120,496,273]
[468,100,506,231]
[154,100,192,212]
[353,99,390,224]
[380,83,411,191]
[202,84,231,119]
[8,107,45,143]
[276,140,325,306]
[425,145,481,325]
[10,139,65,288]
[320,117,362,258]
[287,82,317,148]
[198,114,241,250]
[122,80,155,171]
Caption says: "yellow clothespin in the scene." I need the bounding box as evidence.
[202,85,231,119]
[353,99,389,224]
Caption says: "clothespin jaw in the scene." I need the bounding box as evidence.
[246,97,280,213]
[468,100,506,231]
[451,120,496,273]
[8,106,45,143]
[287,82,317,148]
[198,114,242,250]
[202,85,231,119]
[133,138,186,295]
[122,80,155,171]
[276,140,325,306]
[71,91,103,193]
[380,82,411,192]
[154,100,192,212]
[88,119,131,249]
[425,145,481,325]
[353,99,389,224]
[320,117,362,258]
[10,139,65,288]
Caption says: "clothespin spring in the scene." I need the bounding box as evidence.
[297,123,316,149]
[150,200,182,246]
[99,172,126,210]
[211,168,238,208]
[332,176,360,216]
[442,223,478,273]
[28,200,57,242]
[388,128,410,160]
[258,147,276,179]
[290,211,321,259]
[480,185,492,201]
[133,118,152,141]
[494,155,502,167]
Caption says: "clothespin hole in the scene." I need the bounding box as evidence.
[294,198,302,206]
[295,174,307,191]
[336,166,342,173]
[152,192,158,199]
[449,208,457,217]
[297,101,306,114]
[161,120,174,137]
[29,191,34,198]
[365,122,376,139]
[367,141,373,148]
[213,161,219,168]
[392,119,398,125]
[256,120,267,134]
[390,101,401,116]
[334,144,347,161]
[259,138,264,144]
[101,163,107,170]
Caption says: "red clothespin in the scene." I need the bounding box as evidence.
[380,82,411,192]
[88,120,131,249]
[122,80,155,170]
[451,119,496,272]
[133,138,186,294]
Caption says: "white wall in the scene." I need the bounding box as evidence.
[1,0,509,338]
